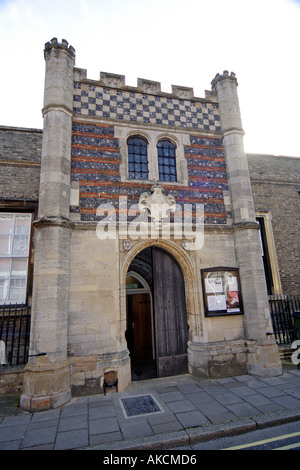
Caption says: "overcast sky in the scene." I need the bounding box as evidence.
[0,0,299,157]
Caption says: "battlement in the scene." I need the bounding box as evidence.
[211,71,238,91]
[73,67,215,102]
[43,39,237,101]
[72,67,221,132]
[44,37,75,60]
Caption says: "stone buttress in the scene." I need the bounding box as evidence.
[20,39,75,411]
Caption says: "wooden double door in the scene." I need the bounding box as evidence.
[127,247,189,378]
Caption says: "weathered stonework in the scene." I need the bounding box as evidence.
[20,360,71,411]
[0,127,42,202]
[0,366,25,395]
[20,38,76,411]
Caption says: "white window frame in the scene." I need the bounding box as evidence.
[256,211,282,295]
[0,213,32,305]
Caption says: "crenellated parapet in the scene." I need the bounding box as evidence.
[44,37,75,60]
[73,67,198,100]
[73,68,220,132]
[211,70,238,92]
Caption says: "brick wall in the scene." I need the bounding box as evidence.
[70,120,229,224]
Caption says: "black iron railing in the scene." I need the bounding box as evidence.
[0,303,31,366]
[269,295,300,345]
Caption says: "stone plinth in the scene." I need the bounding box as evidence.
[20,360,71,412]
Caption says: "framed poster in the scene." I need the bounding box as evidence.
[201,267,243,317]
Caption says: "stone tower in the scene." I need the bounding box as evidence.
[211,71,281,376]
[20,39,75,411]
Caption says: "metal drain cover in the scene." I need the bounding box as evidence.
[120,394,163,418]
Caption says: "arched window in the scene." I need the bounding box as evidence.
[127,136,148,180]
[157,139,177,182]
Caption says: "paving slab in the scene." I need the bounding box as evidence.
[165,399,197,413]
[0,423,28,443]
[150,419,183,434]
[89,417,119,435]
[258,385,288,398]
[54,428,89,450]
[272,395,300,409]
[0,439,22,450]
[226,402,263,418]
[1,413,31,427]
[89,404,116,419]
[20,426,57,449]
[57,414,88,432]
[242,393,275,407]
[214,392,245,405]
[186,391,217,404]
[119,418,154,439]
[60,402,88,417]
[28,418,60,430]
[175,410,210,428]
[158,391,186,402]
[89,431,123,446]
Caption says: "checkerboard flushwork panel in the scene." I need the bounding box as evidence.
[73,83,221,132]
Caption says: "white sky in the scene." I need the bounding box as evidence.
[0,0,299,157]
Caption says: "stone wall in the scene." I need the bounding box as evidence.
[248,154,300,295]
[0,366,25,395]
[0,126,42,202]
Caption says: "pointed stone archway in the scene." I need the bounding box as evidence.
[122,240,197,381]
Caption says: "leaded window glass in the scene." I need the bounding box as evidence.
[157,140,177,182]
[127,136,148,180]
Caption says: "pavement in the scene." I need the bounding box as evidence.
[0,365,300,451]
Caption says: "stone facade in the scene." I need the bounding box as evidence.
[248,154,300,295]
[2,127,296,297]
[3,38,299,410]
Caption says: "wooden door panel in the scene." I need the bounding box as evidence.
[132,293,152,361]
[153,248,188,377]
[157,354,188,377]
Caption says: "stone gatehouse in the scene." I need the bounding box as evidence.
[1,38,287,411]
